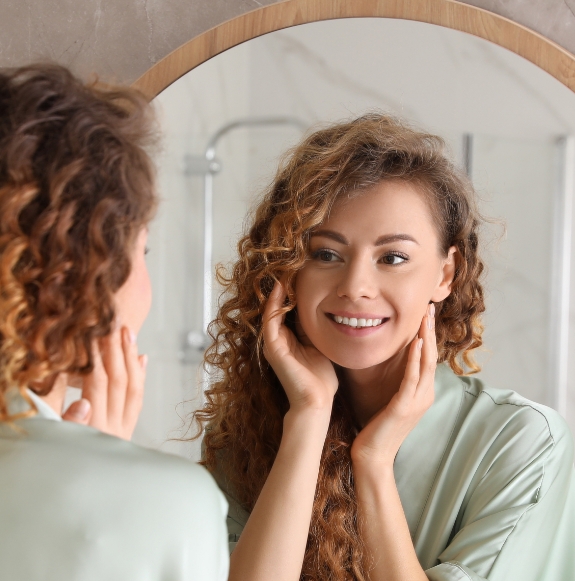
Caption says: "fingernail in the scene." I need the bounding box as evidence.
[418,338,423,350]
[129,330,137,344]
[142,354,148,369]
[74,398,91,420]
[429,303,435,318]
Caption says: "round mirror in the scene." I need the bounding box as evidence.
[133,18,575,458]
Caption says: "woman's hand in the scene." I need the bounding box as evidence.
[351,303,437,467]
[231,279,337,581]
[62,326,147,440]
[263,279,338,412]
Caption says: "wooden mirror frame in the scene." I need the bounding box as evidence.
[133,0,575,99]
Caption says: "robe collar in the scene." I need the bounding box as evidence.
[5,387,62,422]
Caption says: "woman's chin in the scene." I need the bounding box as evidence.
[318,335,414,371]
[326,350,393,371]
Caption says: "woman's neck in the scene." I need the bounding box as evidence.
[36,373,68,417]
[340,346,409,427]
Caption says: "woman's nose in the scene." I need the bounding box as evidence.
[336,258,378,301]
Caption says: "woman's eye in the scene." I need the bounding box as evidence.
[381,253,407,265]
[312,249,339,262]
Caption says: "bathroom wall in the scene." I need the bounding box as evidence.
[139,18,575,459]
[1,0,575,87]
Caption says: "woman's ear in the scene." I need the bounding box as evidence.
[431,246,458,303]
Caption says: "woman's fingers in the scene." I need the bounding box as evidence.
[397,303,437,404]
[399,336,422,400]
[101,326,128,421]
[262,279,288,353]
[62,398,92,424]
[418,303,438,397]
[81,340,108,428]
[121,327,146,431]
[72,326,146,441]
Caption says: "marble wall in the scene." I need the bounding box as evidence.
[137,18,575,458]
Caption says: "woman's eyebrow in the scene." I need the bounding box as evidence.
[310,230,419,246]
[375,234,419,246]
[310,230,349,244]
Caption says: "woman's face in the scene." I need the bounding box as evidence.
[113,227,152,335]
[294,180,456,370]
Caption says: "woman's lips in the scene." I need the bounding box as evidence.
[326,313,390,336]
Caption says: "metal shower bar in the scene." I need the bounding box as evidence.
[462,133,474,178]
[549,136,574,417]
[185,116,308,341]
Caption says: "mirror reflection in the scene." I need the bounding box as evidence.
[135,18,575,458]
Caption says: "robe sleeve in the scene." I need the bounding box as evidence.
[220,487,250,553]
[425,405,575,581]
[203,440,250,555]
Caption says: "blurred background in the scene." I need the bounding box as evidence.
[134,18,575,459]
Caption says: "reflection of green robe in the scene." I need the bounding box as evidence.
[215,364,575,580]
[0,391,229,581]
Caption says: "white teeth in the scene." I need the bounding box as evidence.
[332,315,384,328]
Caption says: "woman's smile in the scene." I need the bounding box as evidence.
[327,312,390,336]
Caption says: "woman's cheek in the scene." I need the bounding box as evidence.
[114,258,152,334]
[135,264,152,332]
[391,285,429,337]
[140,269,152,327]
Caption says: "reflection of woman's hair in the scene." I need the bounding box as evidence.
[197,114,485,580]
[0,64,157,422]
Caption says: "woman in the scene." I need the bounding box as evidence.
[196,114,575,581]
[0,64,228,581]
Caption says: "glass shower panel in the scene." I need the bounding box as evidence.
[471,134,557,406]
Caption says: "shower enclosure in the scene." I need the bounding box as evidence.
[134,111,308,458]
[182,116,308,360]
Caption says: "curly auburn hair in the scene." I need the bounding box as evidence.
[196,114,486,580]
[0,64,157,422]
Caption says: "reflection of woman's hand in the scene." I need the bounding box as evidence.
[263,280,338,412]
[351,304,437,467]
[62,326,147,440]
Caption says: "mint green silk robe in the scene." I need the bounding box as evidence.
[214,364,575,581]
[0,391,229,581]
